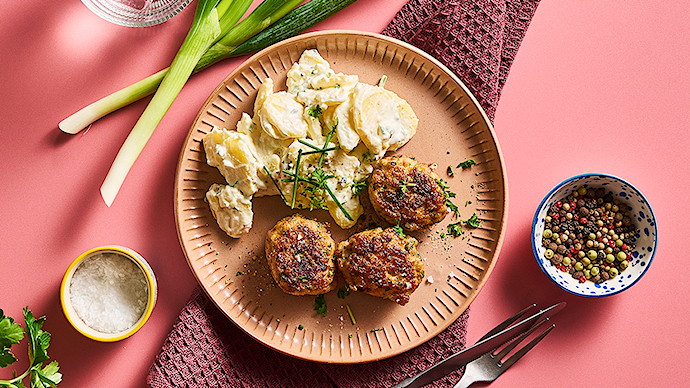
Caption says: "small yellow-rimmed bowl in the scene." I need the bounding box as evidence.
[60,246,157,342]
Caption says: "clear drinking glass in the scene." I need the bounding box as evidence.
[81,0,193,27]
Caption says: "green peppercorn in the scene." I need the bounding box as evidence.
[620,260,629,270]
[588,233,597,240]
[578,186,587,196]
[584,269,591,279]
[581,257,591,266]
[590,266,600,276]
[616,251,627,261]
[545,249,554,259]
[606,254,616,263]
[574,262,584,271]
[562,257,572,266]
[587,250,598,260]
[543,229,553,239]
[609,268,618,278]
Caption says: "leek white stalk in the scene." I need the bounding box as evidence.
[100,0,223,206]
[59,70,167,135]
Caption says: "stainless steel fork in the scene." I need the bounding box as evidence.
[453,317,555,388]
[392,302,564,388]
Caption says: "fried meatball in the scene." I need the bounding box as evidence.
[336,227,424,306]
[368,155,448,231]
[265,214,337,296]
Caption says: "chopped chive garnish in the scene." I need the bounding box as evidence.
[346,304,356,325]
[290,149,303,209]
[324,184,353,221]
[263,166,287,204]
[303,146,337,155]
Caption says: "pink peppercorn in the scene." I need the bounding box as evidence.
[580,217,588,224]
[556,201,562,207]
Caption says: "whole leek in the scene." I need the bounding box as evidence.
[100,0,223,206]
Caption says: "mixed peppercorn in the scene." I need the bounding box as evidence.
[542,186,637,284]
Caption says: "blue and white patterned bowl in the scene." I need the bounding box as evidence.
[532,173,657,297]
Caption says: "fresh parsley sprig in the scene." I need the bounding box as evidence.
[314,294,327,316]
[447,222,464,237]
[399,179,416,193]
[307,104,323,118]
[463,213,480,228]
[0,307,62,388]
[352,180,367,197]
[446,213,481,237]
[392,222,406,238]
[338,285,351,299]
[457,159,476,169]
[436,179,459,215]
[281,127,353,221]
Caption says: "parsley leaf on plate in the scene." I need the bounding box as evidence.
[314,294,327,316]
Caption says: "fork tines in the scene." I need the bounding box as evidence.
[491,317,555,370]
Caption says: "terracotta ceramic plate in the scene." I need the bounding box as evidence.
[175,31,507,364]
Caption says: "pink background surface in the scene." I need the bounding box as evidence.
[1,0,689,387]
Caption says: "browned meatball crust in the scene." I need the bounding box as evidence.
[265,214,336,295]
[368,155,448,231]
[336,227,424,306]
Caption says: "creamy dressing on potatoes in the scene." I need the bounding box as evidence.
[205,183,253,238]
[203,49,418,238]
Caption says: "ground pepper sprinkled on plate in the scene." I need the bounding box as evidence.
[542,186,638,283]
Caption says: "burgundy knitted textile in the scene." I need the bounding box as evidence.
[147,1,540,387]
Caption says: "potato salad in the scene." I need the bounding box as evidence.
[204,49,418,238]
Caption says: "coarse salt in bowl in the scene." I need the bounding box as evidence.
[60,246,157,341]
[532,173,657,297]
